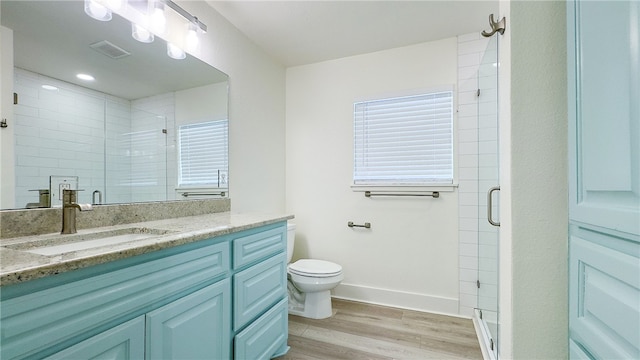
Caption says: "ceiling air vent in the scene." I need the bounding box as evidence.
[89,40,131,59]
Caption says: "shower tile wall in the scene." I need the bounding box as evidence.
[13,68,112,207]
[105,97,134,204]
[130,94,177,203]
[13,68,175,207]
[456,33,494,317]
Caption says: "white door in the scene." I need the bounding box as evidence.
[567,1,640,359]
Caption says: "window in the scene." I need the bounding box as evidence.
[353,90,453,186]
[178,120,228,187]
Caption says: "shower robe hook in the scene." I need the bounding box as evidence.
[482,14,506,37]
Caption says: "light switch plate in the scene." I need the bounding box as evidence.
[49,176,78,207]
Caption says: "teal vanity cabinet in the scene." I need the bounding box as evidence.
[0,221,289,360]
[231,226,289,358]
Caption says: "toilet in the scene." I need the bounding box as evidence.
[286,223,343,319]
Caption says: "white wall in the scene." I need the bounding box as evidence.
[499,0,568,358]
[286,38,461,315]
[186,1,287,213]
[0,25,14,209]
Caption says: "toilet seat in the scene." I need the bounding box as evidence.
[288,259,342,278]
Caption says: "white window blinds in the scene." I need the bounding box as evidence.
[353,91,453,185]
[178,120,228,187]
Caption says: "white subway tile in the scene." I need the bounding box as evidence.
[459,230,478,244]
[458,32,481,43]
[458,128,479,143]
[459,205,479,219]
[458,53,481,68]
[458,154,479,168]
[458,193,478,207]
[459,268,477,282]
[460,242,478,257]
[459,281,478,296]
[458,167,478,181]
[459,217,479,231]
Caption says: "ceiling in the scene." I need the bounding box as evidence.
[207,0,499,67]
[1,0,499,98]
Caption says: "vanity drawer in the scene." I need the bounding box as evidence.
[233,252,287,331]
[232,223,286,269]
[234,297,288,360]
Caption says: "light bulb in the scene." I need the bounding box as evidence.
[84,0,112,21]
[132,23,154,43]
[104,0,124,11]
[150,1,166,34]
[186,23,199,51]
[77,73,95,81]
[167,43,186,60]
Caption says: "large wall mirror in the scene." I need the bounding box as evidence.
[1,0,229,210]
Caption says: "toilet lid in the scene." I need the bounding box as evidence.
[288,259,342,277]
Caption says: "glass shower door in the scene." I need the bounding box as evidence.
[476,35,499,359]
[105,100,168,204]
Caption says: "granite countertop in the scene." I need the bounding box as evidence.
[0,212,293,287]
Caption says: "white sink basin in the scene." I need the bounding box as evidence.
[7,228,172,256]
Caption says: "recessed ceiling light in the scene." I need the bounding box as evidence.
[77,73,95,81]
[41,85,58,91]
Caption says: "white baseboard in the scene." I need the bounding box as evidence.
[332,282,462,318]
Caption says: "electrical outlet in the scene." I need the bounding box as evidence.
[219,171,228,186]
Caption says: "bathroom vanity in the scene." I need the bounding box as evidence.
[0,211,291,359]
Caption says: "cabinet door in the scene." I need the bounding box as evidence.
[146,279,231,360]
[567,1,640,359]
[234,298,288,360]
[45,316,145,360]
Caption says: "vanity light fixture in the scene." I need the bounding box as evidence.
[84,0,207,59]
[76,73,95,81]
[149,0,166,35]
[84,0,112,21]
[185,22,199,52]
[104,0,124,12]
[41,85,59,91]
[167,42,186,60]
[132,23,154,43]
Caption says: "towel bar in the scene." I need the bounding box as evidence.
[181,191,226,198]
[364,191,439,198]
[348,221,371,229]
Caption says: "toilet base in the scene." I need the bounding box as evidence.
[288,289,333,319]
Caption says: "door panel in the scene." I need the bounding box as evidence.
[569,0,640,235]
[146,280,231,360]
[44,316,145,360]
[568,1,640,358]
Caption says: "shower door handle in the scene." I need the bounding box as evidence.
[487,186,500,227]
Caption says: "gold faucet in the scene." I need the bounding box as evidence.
[61,189,93,234]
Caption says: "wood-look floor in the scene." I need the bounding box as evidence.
[275,299,482,360]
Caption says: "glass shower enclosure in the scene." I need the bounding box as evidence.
[475,35,500,359]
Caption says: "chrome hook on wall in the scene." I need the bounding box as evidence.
[481,14,506,37]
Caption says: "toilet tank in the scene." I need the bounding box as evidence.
[286,222,295,263]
